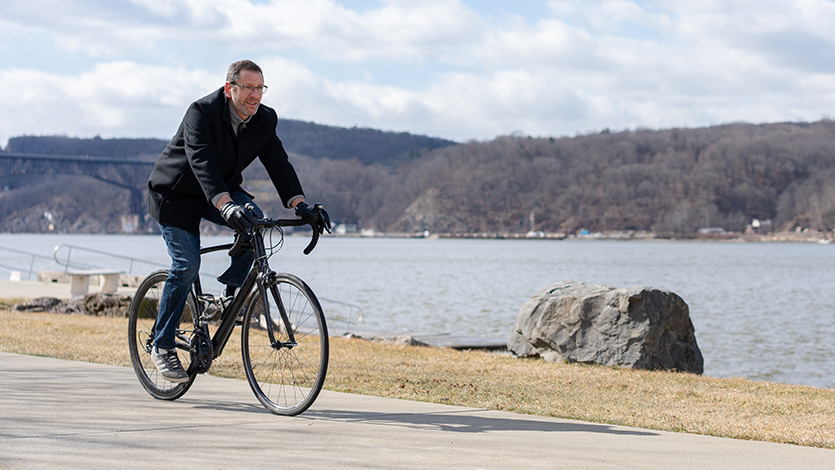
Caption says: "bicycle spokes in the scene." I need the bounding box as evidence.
[241,273,328,415]
[128,270,197,400]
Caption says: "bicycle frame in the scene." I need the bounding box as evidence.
[192,226,300,363]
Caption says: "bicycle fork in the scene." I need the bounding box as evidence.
[261,271,298,350]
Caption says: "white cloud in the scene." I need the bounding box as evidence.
[0,62,218,143]
[2,0,835,147]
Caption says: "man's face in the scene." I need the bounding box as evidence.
[224,69,264,119]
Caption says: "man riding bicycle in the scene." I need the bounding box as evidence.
[146,59,326,382]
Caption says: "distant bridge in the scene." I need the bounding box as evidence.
[0,152,154,222]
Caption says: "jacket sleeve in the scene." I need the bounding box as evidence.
[182,101,228,204]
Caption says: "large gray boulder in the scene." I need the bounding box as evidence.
[508,281,703,374]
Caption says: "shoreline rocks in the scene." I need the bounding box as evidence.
[14,293,132,317]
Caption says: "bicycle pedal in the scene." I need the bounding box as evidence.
[201,304,218,320]
[198,294,222,321]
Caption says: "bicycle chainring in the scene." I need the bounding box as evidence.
[192,325,214,373]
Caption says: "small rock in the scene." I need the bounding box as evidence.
[83,293,133,317]
[13,297,62,313]
[372,335,429,347]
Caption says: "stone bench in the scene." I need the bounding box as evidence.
[67,269,124,296]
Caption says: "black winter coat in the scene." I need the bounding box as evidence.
[147,87,304,234]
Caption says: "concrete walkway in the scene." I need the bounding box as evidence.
[3,279,835,468]
[1,351,833,469]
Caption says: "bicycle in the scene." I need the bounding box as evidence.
[128,204,330,416]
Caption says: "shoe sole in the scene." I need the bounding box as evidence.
[159,372,190,383]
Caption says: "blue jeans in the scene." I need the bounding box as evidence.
[153,193,262,350]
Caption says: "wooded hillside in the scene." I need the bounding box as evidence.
[3,120,835,235]
[377,121,835,235]
[5,118,456,166]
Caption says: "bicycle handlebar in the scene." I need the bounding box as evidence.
[227,216,321,258]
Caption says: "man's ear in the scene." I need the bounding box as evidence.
[223,82,232,98]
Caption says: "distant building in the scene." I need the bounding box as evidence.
[745,218,773,235]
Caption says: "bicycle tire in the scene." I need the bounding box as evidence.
[241,273,329,415]
[128,269,198,400]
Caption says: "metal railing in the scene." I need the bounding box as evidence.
[52,243,167,274]
[319,298,365,333]
[3,242,366,329]
[0,247,56,281]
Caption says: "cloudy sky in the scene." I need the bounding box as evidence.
[2,0,835,148]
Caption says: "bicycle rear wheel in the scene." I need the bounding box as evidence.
[128,269,197,400]
[241,273,329,415]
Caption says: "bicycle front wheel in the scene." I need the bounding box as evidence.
[241,273,329,416]
[128,269,197,400]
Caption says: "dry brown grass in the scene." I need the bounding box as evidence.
[2,308,835,448]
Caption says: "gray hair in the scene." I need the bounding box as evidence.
[226,60,263,83]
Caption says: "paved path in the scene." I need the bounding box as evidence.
[1,352,833,469]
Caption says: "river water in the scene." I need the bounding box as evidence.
[2,233,834,389]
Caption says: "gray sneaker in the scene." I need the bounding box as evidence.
[151,347,189,383]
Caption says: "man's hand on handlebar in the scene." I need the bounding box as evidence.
[294,202,332,234]
[220,201,255,233]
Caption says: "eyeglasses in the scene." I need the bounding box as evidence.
[231,83,268,95]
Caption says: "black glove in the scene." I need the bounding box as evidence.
[295,202,332,234]
[220,202,255,233]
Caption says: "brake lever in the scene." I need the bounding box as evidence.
[313,204,331,234]
[228,231,248,257]
[228,204,258,257]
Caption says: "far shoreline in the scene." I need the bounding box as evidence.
[1,230,832,244]
[319,230,834,244]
